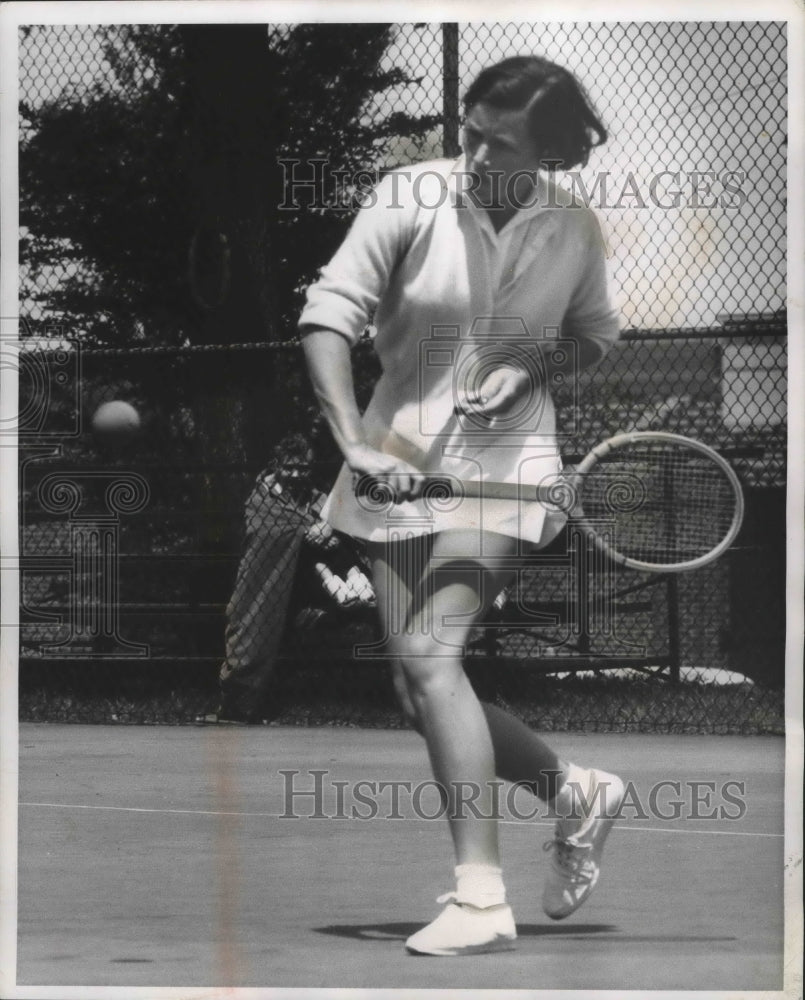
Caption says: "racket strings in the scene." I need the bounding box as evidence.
[581,444,739,564]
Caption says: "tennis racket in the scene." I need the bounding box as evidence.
[355,431,745,574]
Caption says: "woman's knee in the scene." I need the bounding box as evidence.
[392,626,463,665]
[394,639,465,701]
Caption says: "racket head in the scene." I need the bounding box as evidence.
[572,431,745,573]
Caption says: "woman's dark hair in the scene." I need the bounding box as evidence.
[463,56,607,170]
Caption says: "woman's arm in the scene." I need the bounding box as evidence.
[298,170,417,350]
[301,327,365,459]
[301,326,424,500]
[561,209,621,370]
[460,210,619,420]
[299,170,426,501]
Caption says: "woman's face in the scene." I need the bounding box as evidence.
[462,101,543,204]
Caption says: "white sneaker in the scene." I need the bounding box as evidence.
[405,893,517,956]
[542,768,625,920]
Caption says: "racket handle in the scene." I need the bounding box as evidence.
[355,475,555,503]
[353,475,456,498]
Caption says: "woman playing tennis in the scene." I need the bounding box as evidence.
[301,55,626,956]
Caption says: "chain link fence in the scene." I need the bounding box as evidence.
[16,22,786,732]
[375,22,786,333]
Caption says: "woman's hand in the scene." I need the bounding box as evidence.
[344,442,424,503]
[456,366,532,419]
[301,329,423,504]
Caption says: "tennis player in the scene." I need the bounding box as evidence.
[301,56,626,956]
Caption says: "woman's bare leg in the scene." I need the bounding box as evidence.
[373,534,566,805]
[369,530,518,865]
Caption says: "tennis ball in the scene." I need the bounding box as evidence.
[91,400,141,440]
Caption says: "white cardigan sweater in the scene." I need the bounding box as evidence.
[299,157,620,544]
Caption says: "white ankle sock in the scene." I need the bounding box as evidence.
[552,762,590,817]
[454,863,507,908]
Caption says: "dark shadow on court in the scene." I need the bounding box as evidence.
[315,922,619,942]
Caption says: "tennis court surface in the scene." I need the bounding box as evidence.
[16,723,784,991]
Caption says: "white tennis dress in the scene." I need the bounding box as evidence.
[299,158,620,545]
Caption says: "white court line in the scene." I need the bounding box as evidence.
[19,801,278,818]
[18,800,783,838]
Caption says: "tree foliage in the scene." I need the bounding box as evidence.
[19,23,438,346]
[20,26,194,343]
[267,24,438,335]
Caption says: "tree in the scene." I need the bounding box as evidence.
[18,23,441,655]
[19,25,194,344]
[19,23,438,568]
[19,23,437,348]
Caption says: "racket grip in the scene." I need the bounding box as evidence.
[354,475,458,500]
[354,475,390,499]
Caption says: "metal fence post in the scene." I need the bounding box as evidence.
[442,23,460,157]
[666,575,681,682]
